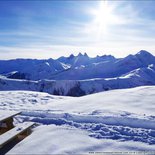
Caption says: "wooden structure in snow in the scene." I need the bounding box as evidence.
[0,111,34,148]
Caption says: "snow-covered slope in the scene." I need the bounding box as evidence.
[0,86,155,153]
[1,50,155,96]
[0,53,116,80]
[1,64,155,96]
[2,50,155,81]
[52,50,155,80]
[0,58,70,80]
[7,125,155,154]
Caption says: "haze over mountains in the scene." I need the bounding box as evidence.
[0,50,155,96]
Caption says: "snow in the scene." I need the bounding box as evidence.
[1,66,155,97]
[1,51,155,97]
[52,50,155,80]
[0,110,20,122]
[1,51,155,153]
[0,122,34,147]
[1,50,155,81]
[1,86,155,116]
[6,125,155,154]
[0,58,68,80]
[0,86,155,153]
[0,91,71,111]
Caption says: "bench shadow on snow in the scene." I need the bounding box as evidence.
[0,138,20,155]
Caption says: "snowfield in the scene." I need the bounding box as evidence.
[0,86,155,153]
[6,125,155,154]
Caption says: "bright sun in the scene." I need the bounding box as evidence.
[96,1,112,28]
[89,1,115,38]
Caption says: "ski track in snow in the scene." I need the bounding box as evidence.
[1,108,154,146]
[0,87,155,147]
[13,110,154,145]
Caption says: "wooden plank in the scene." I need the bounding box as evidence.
[0,111,21,123]
[0,122,34,148]
[0,118,14,135]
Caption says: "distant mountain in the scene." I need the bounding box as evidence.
[0,58,70,80]
[52,50,155,80]
[0,63,155,96]
[0,52,117,80]
[0,50,155,96]
[57,52,116,68]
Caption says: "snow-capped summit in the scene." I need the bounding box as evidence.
[68,54,75,59]
[135,50,155,65]
[137,50,152,56]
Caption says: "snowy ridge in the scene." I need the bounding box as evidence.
[1,64,155,96]
[51,50,155,80]
[0,50,155,96]
[0,50,154,81]
[0,58,70,80]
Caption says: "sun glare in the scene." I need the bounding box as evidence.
[88,1,116,39]
[95,1,112,32]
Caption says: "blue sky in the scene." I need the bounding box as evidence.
[0,0,155,59]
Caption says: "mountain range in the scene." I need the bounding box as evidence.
[0,50,155,96]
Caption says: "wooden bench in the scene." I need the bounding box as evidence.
[0,111,21,123]
[0,111,35,149]
[0,111,21,134]
[0,122,34,148]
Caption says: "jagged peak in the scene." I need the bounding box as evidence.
[77,52,83,56]
[84,52,88,57]
[68,54,75,59]
[76,52,89,57]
